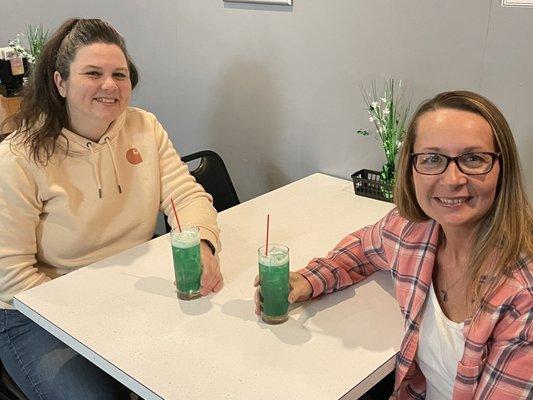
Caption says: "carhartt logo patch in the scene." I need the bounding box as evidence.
[126,148,143,164]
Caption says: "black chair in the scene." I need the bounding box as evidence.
[182,150,239,212]
[0,360,27,400]
[165,150,240,232]
[359,370,395,400]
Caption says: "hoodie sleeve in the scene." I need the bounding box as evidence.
[0,145,50,306]
[154,119,221,253]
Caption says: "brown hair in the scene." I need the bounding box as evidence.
[394,90,533,310]
[1,18,138,163]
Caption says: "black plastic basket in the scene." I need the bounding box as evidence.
[351,169,393,203]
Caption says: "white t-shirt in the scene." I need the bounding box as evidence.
[417,282,465,399]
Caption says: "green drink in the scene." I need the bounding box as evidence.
[171,227,202,300]
[258,244,290,324]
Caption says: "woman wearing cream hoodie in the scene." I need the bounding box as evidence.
[0,19,222,399]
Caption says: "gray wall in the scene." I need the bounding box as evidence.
[2,0,532,201]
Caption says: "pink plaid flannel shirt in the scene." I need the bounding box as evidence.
[300,208,532,399]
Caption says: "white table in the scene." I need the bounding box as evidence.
[14,173,404,399]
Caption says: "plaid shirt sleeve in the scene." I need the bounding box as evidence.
[299,209,401,298]
[471,286,533,399]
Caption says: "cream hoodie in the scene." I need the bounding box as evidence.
[0,107,220,307]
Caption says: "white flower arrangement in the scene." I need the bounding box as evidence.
[7,25,49,65]
[8,34,35,64]
[356,79,410,198]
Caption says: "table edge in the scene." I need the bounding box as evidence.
[13,297,163,400]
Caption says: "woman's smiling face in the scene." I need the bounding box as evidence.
[412,108,500,234]
[54,42,132,137]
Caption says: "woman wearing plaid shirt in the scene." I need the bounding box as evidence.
[256,91,532,399]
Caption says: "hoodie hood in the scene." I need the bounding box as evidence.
[56,110,127,156]
[55,110,127,198]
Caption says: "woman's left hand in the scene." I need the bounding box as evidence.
[199,242,223,295]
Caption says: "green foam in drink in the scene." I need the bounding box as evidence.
[171,227,202,300]
[258,244,290,324]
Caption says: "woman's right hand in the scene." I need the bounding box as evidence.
[254,272,313,316]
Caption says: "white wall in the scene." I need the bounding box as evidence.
[2,0,532,200]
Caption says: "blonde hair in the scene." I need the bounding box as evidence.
[394,91,533,310]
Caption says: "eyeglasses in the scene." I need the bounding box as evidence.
[410,152,500,175]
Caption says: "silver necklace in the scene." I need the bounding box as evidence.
[439,275,463,302]
[435,259,463,302]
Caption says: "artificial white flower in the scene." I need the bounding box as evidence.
[8,34,34,63]
[356,79,410,188]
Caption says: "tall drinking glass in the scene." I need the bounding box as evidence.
[258,244,290,324]
[171,227,202,300]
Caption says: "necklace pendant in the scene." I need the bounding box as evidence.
[440,289,448,302]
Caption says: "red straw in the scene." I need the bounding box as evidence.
[265,214,270,256]
[170,198,182,232]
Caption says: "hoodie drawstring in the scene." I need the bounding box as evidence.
[86,142,103,199]
[86,139,123,198]
[104,137,123,194]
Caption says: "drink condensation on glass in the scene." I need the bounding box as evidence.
[171,227,202,300]
[258,244,290,324]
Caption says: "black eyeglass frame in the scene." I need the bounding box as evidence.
[410,152,501,175]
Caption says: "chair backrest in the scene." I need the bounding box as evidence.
[181,150,240,213]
